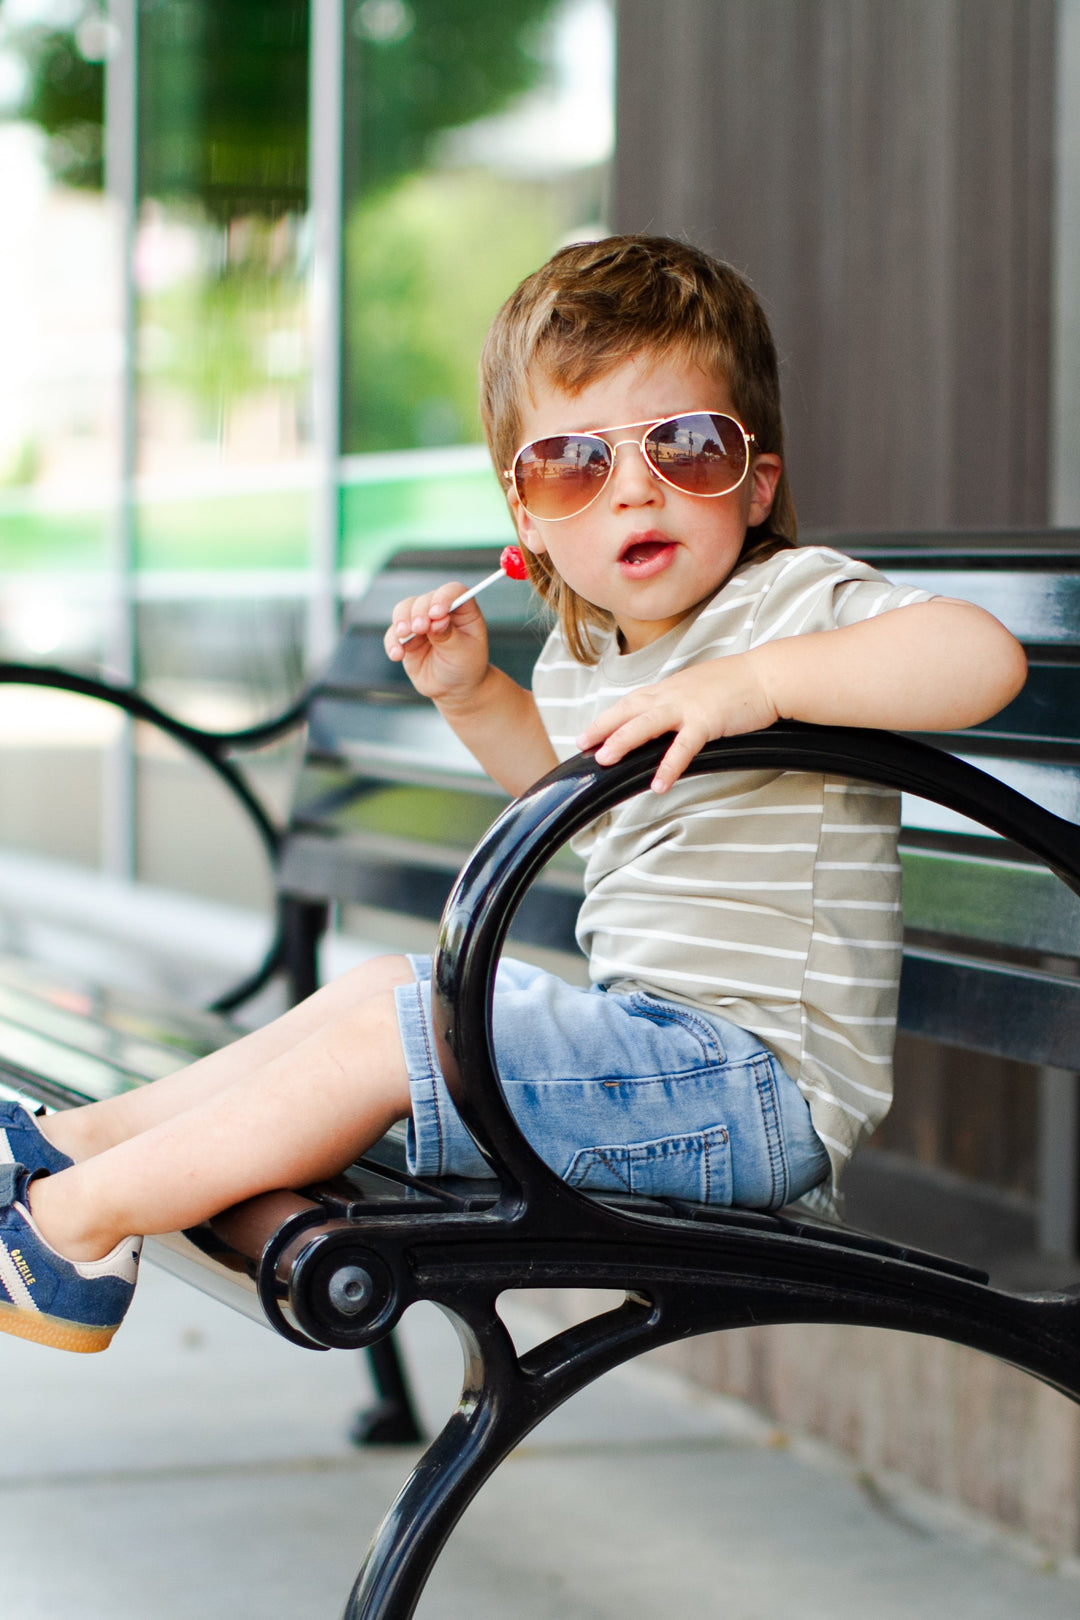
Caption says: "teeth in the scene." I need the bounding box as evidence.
[624,542,659,565]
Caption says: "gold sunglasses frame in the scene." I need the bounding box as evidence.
[504,411,757,522]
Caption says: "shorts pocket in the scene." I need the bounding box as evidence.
[627,993,725,1063]
[565,1123,732,1206]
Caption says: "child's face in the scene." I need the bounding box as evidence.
[507,350,782,653]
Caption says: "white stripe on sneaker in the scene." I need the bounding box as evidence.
[0,1234,38,1312]
[0,1133,14,1165]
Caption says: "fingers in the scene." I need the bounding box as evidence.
[576,692,657,755]
[577,698,705,793]
[385,583,466,660]
[573,659,777,792]
[651,729,708,793]
[590,708,675,766]
[585,712,707,793]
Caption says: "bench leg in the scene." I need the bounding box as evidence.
[280,895,329,1005]
[350,1334,424,1446]
[341,1288,659,1620]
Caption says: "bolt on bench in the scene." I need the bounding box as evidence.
[1,534,1080,1616]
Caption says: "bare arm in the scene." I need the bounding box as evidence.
[578,599,1028,793]
[385,580,557,798]
[434,664,557,798]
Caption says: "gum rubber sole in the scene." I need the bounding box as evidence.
[0,1297,117,1353]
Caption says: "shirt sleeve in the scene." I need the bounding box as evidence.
[747,546,936,647]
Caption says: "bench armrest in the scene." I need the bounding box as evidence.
[431,720,1080,1214]
[0,661,311,1011]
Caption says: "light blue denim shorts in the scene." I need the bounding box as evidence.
[394,954,829,1211]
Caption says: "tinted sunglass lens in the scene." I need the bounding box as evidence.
[647,413,747,495]
[515,435,611,519]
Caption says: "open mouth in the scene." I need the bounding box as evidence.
[618,535,676,573]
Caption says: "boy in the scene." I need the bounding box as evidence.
[0,236,1025,1351]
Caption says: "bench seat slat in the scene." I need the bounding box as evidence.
[0,1021,143,1102]
[288,776,582,879]
[0,956,234,1059]
[280,835,583,951]
[0,984,192,1080]
[283,824,582,894]
[292,767,505,839]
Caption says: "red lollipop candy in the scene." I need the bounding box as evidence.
[397,544,529,644]
[500,544,529,581]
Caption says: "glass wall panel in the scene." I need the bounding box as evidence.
[135,0,311,492]
[0,0,117,664]
[132,1,312,906]
[340,0,614,574]
[134,0,312,721]
[0,0,121,904]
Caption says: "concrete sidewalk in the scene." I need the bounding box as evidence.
[0,1264,1077,1619]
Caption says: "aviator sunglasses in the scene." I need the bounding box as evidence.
[506,411,756,523]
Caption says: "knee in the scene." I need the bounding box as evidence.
[337,953,414,1000]
[325,987,414,1114]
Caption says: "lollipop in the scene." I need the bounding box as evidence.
[398,546,528,644]
[498,544,529,581]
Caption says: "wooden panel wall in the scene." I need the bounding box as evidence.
[613,0,1056,533]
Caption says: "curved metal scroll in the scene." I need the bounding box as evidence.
[0,661,310,1012]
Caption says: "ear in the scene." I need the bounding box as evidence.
[746,453,783,529]
[506,481,548,557]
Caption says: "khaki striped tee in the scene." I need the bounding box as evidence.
[531,545,935,1190]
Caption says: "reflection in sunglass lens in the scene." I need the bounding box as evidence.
[514,434,611,520]
[512,413,750,520]
[646,413,747,495]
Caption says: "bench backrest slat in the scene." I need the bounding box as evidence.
[899,948,1080,1069]
[885,567,1080,648]
[901,847,1080,955]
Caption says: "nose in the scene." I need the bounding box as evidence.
[607,439,661,505]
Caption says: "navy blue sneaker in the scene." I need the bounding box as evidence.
[0,1166,140,1353]
[0,1102,73,1177]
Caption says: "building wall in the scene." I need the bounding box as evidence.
[613,0,1055,533]
[609,0,1075,1551]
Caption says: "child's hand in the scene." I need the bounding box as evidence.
[385,583,490,706]
[577,654,779,793]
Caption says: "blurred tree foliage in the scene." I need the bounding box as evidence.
[5,12,106,189]
[138,0,309,217]
[347,0,553,197]
[344,167,564,451]
[8,0,557,215]
[5,0,583,460]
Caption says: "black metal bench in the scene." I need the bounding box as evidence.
[2,534,1080,1617]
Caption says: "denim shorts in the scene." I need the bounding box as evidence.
[394,955,829,1212]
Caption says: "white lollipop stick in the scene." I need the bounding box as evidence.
[398,546,527,644]
[397,571,502,645]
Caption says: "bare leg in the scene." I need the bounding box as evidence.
[30,985,413,1263]
[43,954,414,1160]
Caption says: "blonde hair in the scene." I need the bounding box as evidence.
[479,235,796,662]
